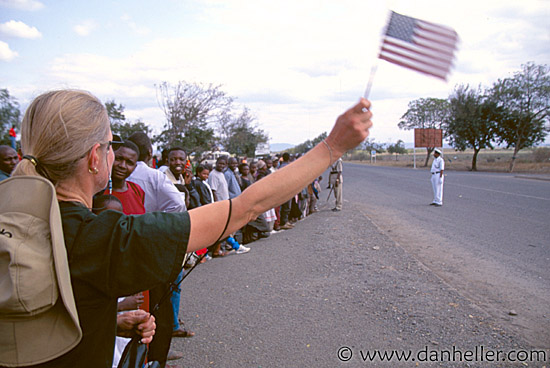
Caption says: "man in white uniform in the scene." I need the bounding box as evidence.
[430,148,444,206]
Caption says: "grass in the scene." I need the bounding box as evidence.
[345,147,550,174]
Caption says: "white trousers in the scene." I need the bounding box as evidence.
[431,174,444,205]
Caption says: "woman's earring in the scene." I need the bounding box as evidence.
[88,167,99,175]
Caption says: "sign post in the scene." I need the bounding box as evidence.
[414,128,443,168]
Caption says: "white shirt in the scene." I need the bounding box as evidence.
[164,168,187,203]
[208,169,229,201]
[431,156,445,173]
[164,168,184,185]
[128,161,186,213]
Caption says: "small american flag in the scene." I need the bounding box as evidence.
[378,11,459,80]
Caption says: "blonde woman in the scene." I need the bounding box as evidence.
[6,89,372,368]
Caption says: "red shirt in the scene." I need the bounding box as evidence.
[104,181,149,312]
[104,181,146,215]
[9,127,16,138]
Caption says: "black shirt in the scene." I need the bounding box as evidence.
[192,178,213,206]
[29,202,189,368]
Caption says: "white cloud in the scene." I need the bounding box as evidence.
[9,0,550,145]
[0,0,44,11]
[0,20,42,39]
[0,40,18,61]
[73,20,97,36]
[120,14,150,35]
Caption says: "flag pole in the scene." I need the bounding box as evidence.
[363,63,378,99]
[363,9,390,100]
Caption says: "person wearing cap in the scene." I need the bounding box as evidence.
[430,148,445,206]
[256,159,269,178]
[2,89,373,368]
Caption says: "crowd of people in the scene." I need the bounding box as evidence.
[0,89,372,368]
[98,134,330,366]
[0,119,339,368]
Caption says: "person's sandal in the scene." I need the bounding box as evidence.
[167,349,184,359]
[172,327,195,338]
[212,251,229,258]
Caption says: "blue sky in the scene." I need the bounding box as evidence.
[1,0,549,146]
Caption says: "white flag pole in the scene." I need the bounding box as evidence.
[363,64,378,99]
[363,9,393,100]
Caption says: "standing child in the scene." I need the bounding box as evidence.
[314,176,322,212]
[307,176,322,215]
[193,164,214,206]
[192,164,213,262]
[93,194,123,213]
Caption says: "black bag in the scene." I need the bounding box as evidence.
[117,336,159,368]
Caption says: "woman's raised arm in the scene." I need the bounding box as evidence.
[186,98,373,253]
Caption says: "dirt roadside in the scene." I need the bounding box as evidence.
[358,201,550,349]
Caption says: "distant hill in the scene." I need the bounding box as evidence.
[270,143,294,152]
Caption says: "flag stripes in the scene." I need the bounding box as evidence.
[378,11,459,80]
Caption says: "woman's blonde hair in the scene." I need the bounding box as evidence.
[12,90,110,185]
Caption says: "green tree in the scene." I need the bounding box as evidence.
[360,138,386,153]
[178,125,215,157]
[114,119,152,140]
[490,62,550,172]
[155,81,231,156]
[217,107,268,157]
[105,99,126,125]
[445,85,498,171]
[399,97,450,166]
[105,100,152,140]
[0,88,21,145]
[290,132,328,155]
[387,139,407,160]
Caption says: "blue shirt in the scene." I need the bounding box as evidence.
[0,169,10,182]
[224,168,242,199]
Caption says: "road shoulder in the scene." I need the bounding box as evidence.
[175,201,537,367]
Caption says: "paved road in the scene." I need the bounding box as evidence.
[343,163,550,347]
[169,164,548,367]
